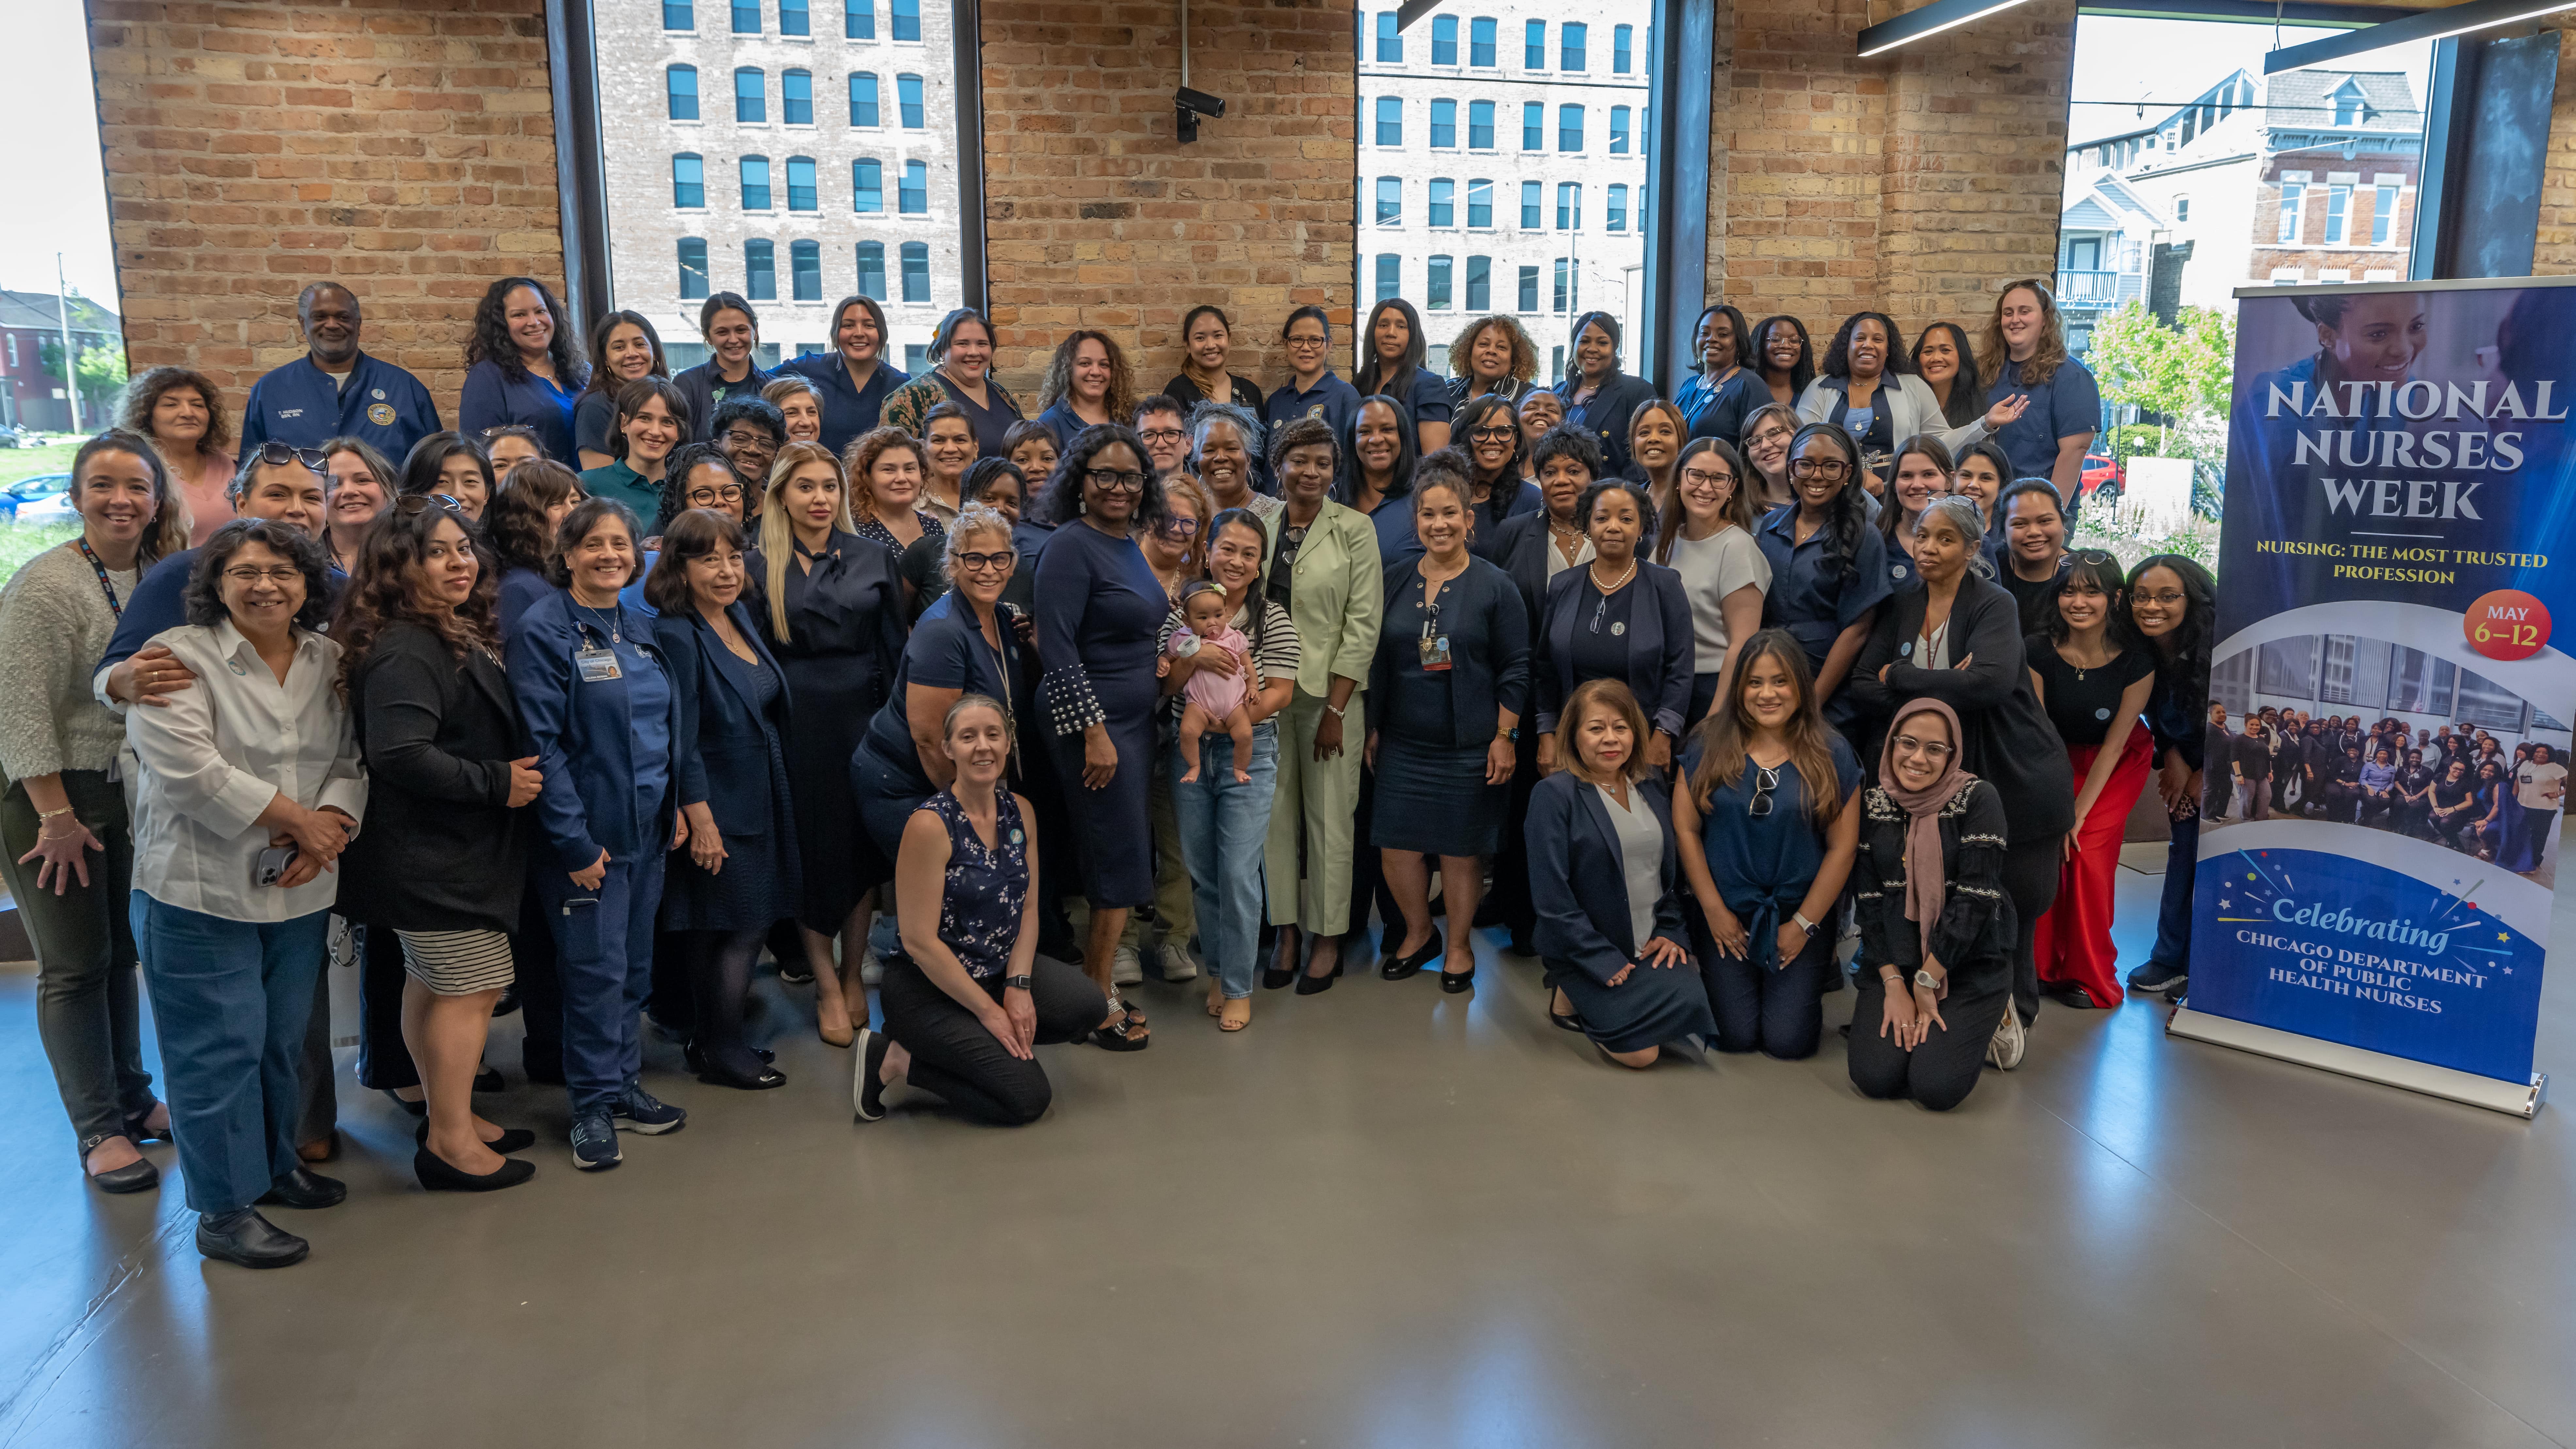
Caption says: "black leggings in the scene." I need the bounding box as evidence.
[1847,971,2011,1112]
[878,955,1107,1126]
[680,928,766,1078]
[2000,837,2059,1024]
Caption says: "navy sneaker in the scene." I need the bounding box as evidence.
[569,1111,622,1171]
[2125,960,2188,996]
[610,1086,687,1135]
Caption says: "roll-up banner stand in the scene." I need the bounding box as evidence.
[2172,275,2569,1119]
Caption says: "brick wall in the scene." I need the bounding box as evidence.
[87,0,566,410]
[976,0,1356,396]
[1711,0,2076,342]
[2531,19,2576,273]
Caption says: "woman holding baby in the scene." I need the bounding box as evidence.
[1365,450,1529,993]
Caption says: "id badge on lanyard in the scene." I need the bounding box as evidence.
[1419,627,1454,672]
[576,645,623,683]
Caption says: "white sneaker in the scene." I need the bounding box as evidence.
[858,949,884,986]
[1158,941,1199,981]
[1987,1004,2027,1071]
[1111,945,1144,985]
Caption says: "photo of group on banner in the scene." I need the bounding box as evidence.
[2201,633,2569,883]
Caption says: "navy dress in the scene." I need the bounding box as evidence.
[849,590,1028,861]
[653,604,802,933]
[750,531,907,928]
[1368,557,1528,856]
[1035,516,1167,908]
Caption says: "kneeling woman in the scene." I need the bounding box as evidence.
[1526,679,1717,1067]
[855,696,1118,1125]
[1848,699,2016,1112]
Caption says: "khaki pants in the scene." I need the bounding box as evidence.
[1265,688,1365,936]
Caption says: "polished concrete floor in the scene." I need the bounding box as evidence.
[1,865,2572,1449]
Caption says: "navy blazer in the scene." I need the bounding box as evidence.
[1482,507,1557,637]
[1534,561,1694,739]
[653,602,795,841]
[1556,371,1661,475]
[1526,770,1686,985]
[1368,555,1529,749]
[506,589,684,870]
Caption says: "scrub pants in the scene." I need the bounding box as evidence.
[1265,688,1365,937]
[1171,726,1280,999]
[538,852,666,1117]
[2031,732,2150,1008]
[1846,971,2012,1113]
[1698,911,1834,1059]
[131,896,329,1214]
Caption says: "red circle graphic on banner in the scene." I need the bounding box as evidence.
[2465,590,2551,662]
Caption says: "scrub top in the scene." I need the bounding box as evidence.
[774,352,911,457]
[237,351,441,466]
[579,460,665,529]
[1985,356,2102,492]
[1754,504,1894,671]
[1263,370,1363,441]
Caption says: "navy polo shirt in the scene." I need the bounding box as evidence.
[237,352,440,466]
[1263,370,1363,442]
[774,353,910,457]
[1984,355,2102,485]
[1358,366,1454,431]
[1754,504,1894,669]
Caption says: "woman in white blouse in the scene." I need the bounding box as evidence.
[1652,438,1772,728]
[126,518,367,1271]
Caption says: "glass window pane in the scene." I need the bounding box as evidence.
[740,155,771,209]
[1375,252,1400,301]
[1524,19,1544,68]
[1431,15,1457,64]
[745,238,776,300]
[781,0,808,36]
[1468,100,1493,149]
[784,70,812,124]
[672,153,703,207]
[898,73,923,127]
[665,0,693,29]
[1428,177,1453,226]
[1517,265,1538,311]
[787,155,817,210]
[735,68,765,122]
[846,0,872,38]
[1613,23,1631,73]
[900,159,927,213]
[1465,255,1490,310]
[1520,179,1540,228]
[733,0,759,32]
[667,66,698,120]
[679,237,709,299]
[1561,21,1585,70]
[893,0,920,40]
[1466,178,1491,228]
[1427,255,1452,310]
[850,73,879,126]
[791,239,822,300]
[1430,99,1455,148]
[1558,103,1582,151]
[2456,667,2526,730]
[856,241,886,299]
[853,158,882,211]
[1521,102,1541,150]
[2389,647,2456,715]
[1609,106,1629,155]
[1606,183,1625,231]
[2258,637,2317,699]
[1376,96,1402,146]
[901,241,929,301]
[1377,11,1400,62]
[1471,16,1495,66]
[1376,175,1401,225]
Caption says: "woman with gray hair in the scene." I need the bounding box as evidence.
[1187,400,1277,522]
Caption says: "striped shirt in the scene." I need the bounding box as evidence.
[1156,597,1299,718]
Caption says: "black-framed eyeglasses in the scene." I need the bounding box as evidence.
[1680,467,1733,489]
[257,440,330,472]
[1790,458,1850,479]
[1138,427,1187,447]
[394,493,466,516]
[1158,517,1201,538]
[222,565,304,584]
[686,484,746,506]
[1284,333,1330,349]
[1467,425,1519,443]
[719,429,777,450]
[1085,468,1148,493]
[1749,765,1780,819]
[954,550,1014,573]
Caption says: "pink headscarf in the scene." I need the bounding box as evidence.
[1876,698,1977,957]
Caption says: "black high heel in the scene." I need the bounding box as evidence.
[121,1102,171,1143]
[381,1088,427,1118]
[473,1066,505,1093]
[1440,967,1475,994]
[1381,935,1443,981]
[1262,926,1300,991]
[1293,955,1343,996]
[414,1147,536,1193]
[1546,988,1585,1032]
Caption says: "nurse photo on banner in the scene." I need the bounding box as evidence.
[2182,278,2576,1113]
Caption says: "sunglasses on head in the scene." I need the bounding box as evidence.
[257,440,330,472]
[395,493,467,516]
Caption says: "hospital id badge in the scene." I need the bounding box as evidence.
[575,646,622,683]
[1419,633,1454,672]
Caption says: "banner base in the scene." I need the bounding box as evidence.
[2167,1005,2548,1119]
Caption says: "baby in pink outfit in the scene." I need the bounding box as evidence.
[1166,585,1254,784]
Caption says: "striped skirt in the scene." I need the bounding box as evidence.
[394,928,516,997]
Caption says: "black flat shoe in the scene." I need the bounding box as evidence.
[196,1209,306,1269]
[1440,968,1475,994]
[683,1040,777,1075]
[256,1167,347,1211]
[382,1088,427,1118]
[473,1066,505,1093]
[414,1147,536,1193]
[415,1121,536,1155]
[853,1027,891,1122]
[79,1134,160,1195]
[697,1061,789,1090]
[1381,935,1443,982]
[121,1102,171,1143]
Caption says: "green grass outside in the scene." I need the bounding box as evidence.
[0,442,82,490]
[0,520,78,582]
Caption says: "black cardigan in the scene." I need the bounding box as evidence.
[1852,779,2016,993]
[1843,571,2075,847]
[1368,555,1530,750]
[337,621,531,934]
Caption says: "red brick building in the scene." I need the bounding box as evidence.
[0,291,121,433]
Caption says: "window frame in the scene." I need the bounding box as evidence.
[732,0,760,34]
[678,236,711,300]
[892,0,921,41]
[734,67,767,124]
[1470,16,1496,67]
[666,64,700,122]
[1524,18,1545,69]
[672,152,705,208]
[1466,178,1492,229]
[791,237,823,300]
[786,154,819,211]
[1468,99,1494,150]
[1429,98,1456,149]
[1428,176,1455,227]
[900,158,929,214]
[739,154,774,210]
[845,0,872,39]
[1464,254,1491,310]
[782,68,813,125]
[856,240,888,300]
[745,237,777,301]
[853,157,884,212]
[1376,95,1403,147]
[1376,174,1403,226]
[900,241,931,302]
[849,71,881,127]
[897,72,925,128]
[1561,21,1587,71]
[780,0,809,36]
[1431,14,1458,65]
[1427,254,1454,309]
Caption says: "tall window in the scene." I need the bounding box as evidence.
[1431,14,1457,64]
[2278,181,2303,243]
[1552,256,1572,312]
[740,155,773,209]
[892,0,920,40]
[853,158,883,211]
[1524,19,1546,68]
[664,0,693,29]
[1556,181,1580,229]
[1465,255,1491,309]
[781,0,808,35]
[1609,106,1630,154]
[1470,16,1496,66]
[1468,100,1494,149]
[667,65,699,120]
[1377,96,1403,146]
[679,237,710,299]
[1375,253,1401,301]
[783,70,813,124]
[1430,99,1456,148]
[787,155,818,210]
[900,158,927,213]
[1427,255,1454,309]
[1521,102,1542,150]
[1561,22,1586,70]
[1517,264,1539,311]
[2325,184,2351,245]
[901,241,929,301]
[672,153,705,207]
[733,0,759,32]
[846,0,872,38]
[856,241,887,298]
[1613,24,1632,72]
[1606,183,1626,231]
[745,238,777,299]
[2372,182,2398,246]
[897,73,924,127]
[791,239,822,300]
[1466,178,1492,227]
[1377,175,1402,224]
[850,73,880,126]
[1377,11,1401,61]
[1428,177,1455,226]
[1558,104,1583,151]
[734,68,766,122]
[1520,179,1541,228]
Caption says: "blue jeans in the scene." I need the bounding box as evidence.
[1171,723,1280,999]
[130,895,329,1215]
[537,852,666,1115]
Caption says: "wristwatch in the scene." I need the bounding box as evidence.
[1913,968,1942,992]
[1006,974,1034,991]
[1792,911,1820,937]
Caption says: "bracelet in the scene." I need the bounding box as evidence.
[36,806,74,820]
[37,818,85,840]
[1323,701,1346,719]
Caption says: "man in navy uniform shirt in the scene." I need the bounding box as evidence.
[236,284,441,465]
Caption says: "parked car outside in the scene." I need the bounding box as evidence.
[2080,451,2122,503]
[4,473,76,523]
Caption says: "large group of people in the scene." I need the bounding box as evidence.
[6,270,2246,1274]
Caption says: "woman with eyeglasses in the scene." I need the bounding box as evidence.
[1111,474,1214,986]
[120,366,238,546]
[670,293,773,447]
[1533,477,1692,781]
[1673,629,1859,1059]
[1031,425,1171,1046]
[709,397,787,516]
[2022,550,2154,1011]
[1848,699,2015,1112]
[1653,438,1770,727]
[574,310,670,471]
[655,442,748,537]
[460,276,586,463]
[749,441,906,1047]
[1994,477,2070,635]
[2118,554,2215,1002]
[918,402,979,526]
[907,458,1027,618]
[842,426,948,563]
[1754,422,1889,724]
[1444,314,1540,415]
[1877,435,1955,596]
[577,378,690,528]
[1365,459,1526,991]
[1738,404,1802,514]
[0,432,189,1196]
[1847,497,2071,1057]
[320,437,397,578]
[1678,304,1768,449]
[1263,305,1363,443]
[1257,414,1383,993]
[1749,316,1817,408]
[762,376,824,445]
[1342,394,1421,566]
[398,432,499,524]
[1353,299,1454,455]
[1554,313,1660,477]
[1454,394,1540,554]
[1165,305,1268,415]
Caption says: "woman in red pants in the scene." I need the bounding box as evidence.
[2023,551,2158,1008]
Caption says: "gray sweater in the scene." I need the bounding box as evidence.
[0,542,137,781]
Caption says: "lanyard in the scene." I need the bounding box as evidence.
[76,539,124,619]
[576,602,623,643]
